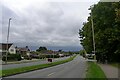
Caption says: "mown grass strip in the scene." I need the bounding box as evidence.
[1,55,76,77]
[2,59,43,65]
[86,61,106,79]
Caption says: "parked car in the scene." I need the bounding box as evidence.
[48,58,52,62]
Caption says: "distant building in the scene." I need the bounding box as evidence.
[58,53,64,57]
[15,46,30,56]
[0,43,16,56]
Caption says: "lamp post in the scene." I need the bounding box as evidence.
[6,18,12,64]
[91,7,96,60]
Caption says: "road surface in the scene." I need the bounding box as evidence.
[5,55,87,78]
[2,56,70,70]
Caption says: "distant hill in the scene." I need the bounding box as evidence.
[14,43,82,52]
[29,46,82,52]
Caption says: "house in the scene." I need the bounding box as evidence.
[0,43,16,56]
[15,46,30,57]
[58,53,64,57]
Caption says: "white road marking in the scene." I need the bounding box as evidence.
[47,72,55,76]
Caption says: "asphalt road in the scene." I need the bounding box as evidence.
[5,55,87,78]
[2,56,70,70]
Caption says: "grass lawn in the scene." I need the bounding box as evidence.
[2,59,46,65]
[86,61,106,79]
[1,55,76,77]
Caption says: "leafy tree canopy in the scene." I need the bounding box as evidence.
[79,2,120,63]
[36,46,47,52]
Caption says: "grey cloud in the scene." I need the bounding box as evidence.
[2,2,89,47]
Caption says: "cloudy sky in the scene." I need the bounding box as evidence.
[1,0,99,50]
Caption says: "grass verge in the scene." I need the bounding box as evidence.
[1,55,76,77]
[2,59,45,65]
[86,61,106,79]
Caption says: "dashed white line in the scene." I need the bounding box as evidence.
[47,72,55,76]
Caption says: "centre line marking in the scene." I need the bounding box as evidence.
[47,72,55,76]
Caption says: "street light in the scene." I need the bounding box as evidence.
[6,18,12,64]
[91,6,96,60]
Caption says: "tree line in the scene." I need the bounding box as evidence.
[79,2,120,63]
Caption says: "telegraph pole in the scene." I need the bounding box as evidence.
[91,7,96,60]
[6,18,12,64]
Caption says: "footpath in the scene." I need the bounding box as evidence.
[99,63,120,79]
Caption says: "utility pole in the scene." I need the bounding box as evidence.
[6,18,12,64]
[53,51,54,62]
[53,51,54,59]
[91,7,96,60]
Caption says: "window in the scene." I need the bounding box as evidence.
[10,49,14,52]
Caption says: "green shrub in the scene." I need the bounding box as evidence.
[45,54,59,58]
[24,55,32,60]
[2,54,22,61]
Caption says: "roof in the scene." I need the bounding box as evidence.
[16,47,30,51]
[0,43,13,50]
[42,50,57,54]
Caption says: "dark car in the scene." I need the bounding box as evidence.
[48,58,52,62]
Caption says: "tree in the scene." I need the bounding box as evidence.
[36,46,47,52]
[79,2,120,63]
[58,49,62,52]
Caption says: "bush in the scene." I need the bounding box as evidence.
[2,54,22,61]
[31,55,39,59]
[23,55,32,60]
[31,54,60,59]
[45,55,59,58]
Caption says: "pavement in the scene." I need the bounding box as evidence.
[1,56,70,70]
[4,55,87,78]
[99,63,119,78]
